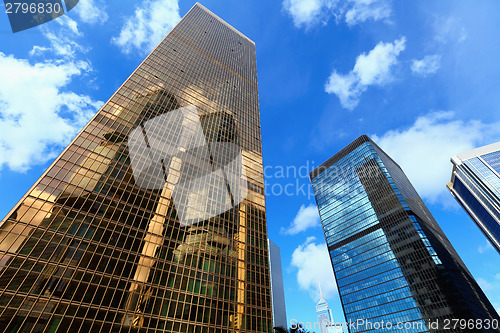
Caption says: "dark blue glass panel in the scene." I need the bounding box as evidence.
[453,176,500,245]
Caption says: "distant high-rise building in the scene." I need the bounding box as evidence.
[0,3,272,332]
[268,239,287,330]
[316,288,342,333]
[448,142,500,254]
[310,135,500,333]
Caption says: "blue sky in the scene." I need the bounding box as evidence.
[1,0,500,330]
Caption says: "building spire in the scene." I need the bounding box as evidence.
[316,283,328,310]
[316,282,334,333]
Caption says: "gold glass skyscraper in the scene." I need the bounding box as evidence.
[0,3,272,332]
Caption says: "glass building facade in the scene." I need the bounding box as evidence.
[310,135,500,333]
[448,142,500,254]
[0,4,272,332]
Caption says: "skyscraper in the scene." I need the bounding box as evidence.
[448,141,500,254]
[267,239,287,330]
[316,288,342,333]
[316,291,331,333]
[0,3,272,332]
[309,135,499,333]
[314,286,343,333]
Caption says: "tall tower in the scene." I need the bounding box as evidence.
[309,135,499,332]
[0,3,272,332]
[316,287,342,333]
[267,239,287,330]
[448,141,500,254]
[316,287,333,333]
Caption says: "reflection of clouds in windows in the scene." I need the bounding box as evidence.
[128,105,247,226]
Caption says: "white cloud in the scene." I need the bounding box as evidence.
[282,0,332,28]
[477,277,493,292]
[478,240,494,254]
[281,204,321,235]
[0,53,102,172]
[411,55,441,77]
[325,37,406,110]
[325,71,361,110]
[290,237,337,300]
[73,0,109,24]
[372,111,500,204]
[43,31,86,58]
[474,274,500,315]
[1,6,101,173]
[354,37,406,85]
[29,46,50,57]
[283,0,391,29]
[32,14,87,59]
[112,0,181,55]
[458,28,468,43]
[434,16,468,44]
[344,0,392,26]
[56,15,81,36]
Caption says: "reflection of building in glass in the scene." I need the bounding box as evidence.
[0,3,271,332]
[310,135,500,333]
[448,142,500,254]
[267,239,287,330]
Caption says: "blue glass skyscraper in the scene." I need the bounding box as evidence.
[448,142,500,254]
[310,135,499,333]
